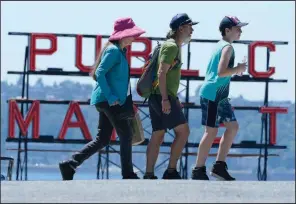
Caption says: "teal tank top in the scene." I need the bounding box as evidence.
[199,40,235,102]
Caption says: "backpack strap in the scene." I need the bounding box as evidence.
[166,39,181,70]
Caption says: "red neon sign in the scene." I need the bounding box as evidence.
[248,41,276,78]
[7,100,288,145]
[27,33,200,77]
[30,33,57,71]
[8,100,40,139]
[8,100,92,140]
[58,102,92,140]
[126,37,152,68]
[259,107,288,145]
[75,35,102,73]
[28,33,278,79]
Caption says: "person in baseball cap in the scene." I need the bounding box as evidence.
[192,15,248,181]
[143,13,198,180]
[166,13,198,43]
[169,13,199,30]
[219,16,248,38]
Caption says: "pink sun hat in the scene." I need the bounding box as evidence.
[109,17,146,41]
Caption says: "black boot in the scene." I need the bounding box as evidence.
[191,166,209,180]
[143,172,158,179]
[59,161,75,180]
[162,169,182,180]
[210,161,235,181]
[122,172,140,179]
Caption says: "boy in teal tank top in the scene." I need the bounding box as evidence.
[192,16,248,181]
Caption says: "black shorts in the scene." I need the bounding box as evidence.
[148,94,187,132]
[200,97,237,128]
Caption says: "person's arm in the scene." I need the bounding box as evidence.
[158,44,178,100]
[158,62,170,101]
[95,47,120,105]
[218,45,240,77]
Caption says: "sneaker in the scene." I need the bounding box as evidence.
[122,172,140,179]
[143,173,158,179]
[59,161,75,180]
[162,169,182,180]
[210,161,236,181]
[191,166,209,180]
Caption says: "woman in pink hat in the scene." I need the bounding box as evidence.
[59,17,145,180]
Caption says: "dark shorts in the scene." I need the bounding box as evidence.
[200,97,237,128]
[148,94,187,132]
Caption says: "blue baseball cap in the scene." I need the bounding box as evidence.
[219,16,248,32]
[170,13,199,30]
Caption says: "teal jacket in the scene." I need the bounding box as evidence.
[90,44,130,106]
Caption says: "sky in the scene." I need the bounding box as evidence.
[1,1,295,102]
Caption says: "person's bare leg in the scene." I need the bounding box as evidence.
[145,130,165,173]
[216,121,239,162]
[195,126,218,168]
[168,123,190,169]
